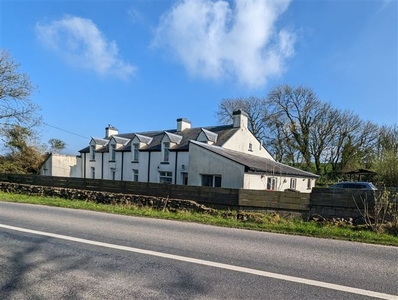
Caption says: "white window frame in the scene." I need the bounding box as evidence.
[290,178,297,189]
[307,178,312,189]
[111,168,116,180]
[163,142,170,162]
[159,171,172,184]
[132,143,139,162]
[267,177,277,190]
[110,144,116,161]
[132,169,139,182]
[91,167,95,179]
[90,145,96,161]
[201,174,222,187]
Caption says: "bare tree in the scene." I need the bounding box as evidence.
[328,113,378,174]
[216,97,268,142]
[309,104,339,174]
[0,50,41,127]
[215,84,385,179]
[265,85,321,172]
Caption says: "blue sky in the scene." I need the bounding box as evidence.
[1,0,397,154]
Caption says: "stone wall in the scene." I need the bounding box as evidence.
[0,182,215,214]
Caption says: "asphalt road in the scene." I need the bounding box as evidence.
[0,201,397,300]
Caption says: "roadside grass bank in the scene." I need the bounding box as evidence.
[1,192,397,246]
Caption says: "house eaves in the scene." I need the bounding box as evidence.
[190,141,319,179]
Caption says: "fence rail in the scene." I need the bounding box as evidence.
[0,173,394,219]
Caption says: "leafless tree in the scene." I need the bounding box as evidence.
[0,49,41,127]
[215,84,387,179]
[265,85,322,171]
[216,96,268,142]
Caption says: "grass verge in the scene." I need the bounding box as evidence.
[1,192,397,246]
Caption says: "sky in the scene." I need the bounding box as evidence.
[1,0,397,155]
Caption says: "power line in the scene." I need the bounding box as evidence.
[44,123,90,139]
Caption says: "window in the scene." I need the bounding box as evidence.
[91,167,95,179]
[163,142,170,162]
[90,145,96,160]
[267,177,277,190]
[110,144,116,161]
[132,143,139,161]
[111,168,116,180]
[132,169,139,182]
[248,143,253,152]
[182,173,188,185]
[307,179,312,189]
[159,171,172,184]
[201,175,222,187]
[214,176,221,187]
[290,178,297,189]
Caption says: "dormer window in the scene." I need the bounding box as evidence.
[110,144,116,161]
[132,143,139,162]
[89,138,108,161]
[197,128,218,145]
[163,142,170,162]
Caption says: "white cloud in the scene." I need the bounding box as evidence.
[128,8,144,24]
[36,15,136,80]
[153,0,295,88]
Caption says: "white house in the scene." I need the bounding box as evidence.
[39,153,81,177]
[78,110,319,192]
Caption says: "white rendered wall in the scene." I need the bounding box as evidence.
[41,154,80,177]
[188,143,245,188]
[243,173,314,193]
[222,128,274,160]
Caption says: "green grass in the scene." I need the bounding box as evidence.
[1,191,397,246]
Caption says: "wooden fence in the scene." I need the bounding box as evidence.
[0,173,394,218]
[238,189,310,212]
[0,173,309,212]
[0,174,239,208]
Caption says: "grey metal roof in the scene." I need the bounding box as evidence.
[190,141,319,179]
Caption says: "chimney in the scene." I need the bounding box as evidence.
[232,110,248,129]
[177,118,191,132]
[105,124,118,138]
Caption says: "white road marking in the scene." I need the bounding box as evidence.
[1,223,397,300]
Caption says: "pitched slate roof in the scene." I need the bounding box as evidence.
[80,124,238,153]
[190,141,319,179]
[91,138,108,145]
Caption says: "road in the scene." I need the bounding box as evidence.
[0,201,397,299]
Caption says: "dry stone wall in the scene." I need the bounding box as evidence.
[0,182,215,214]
